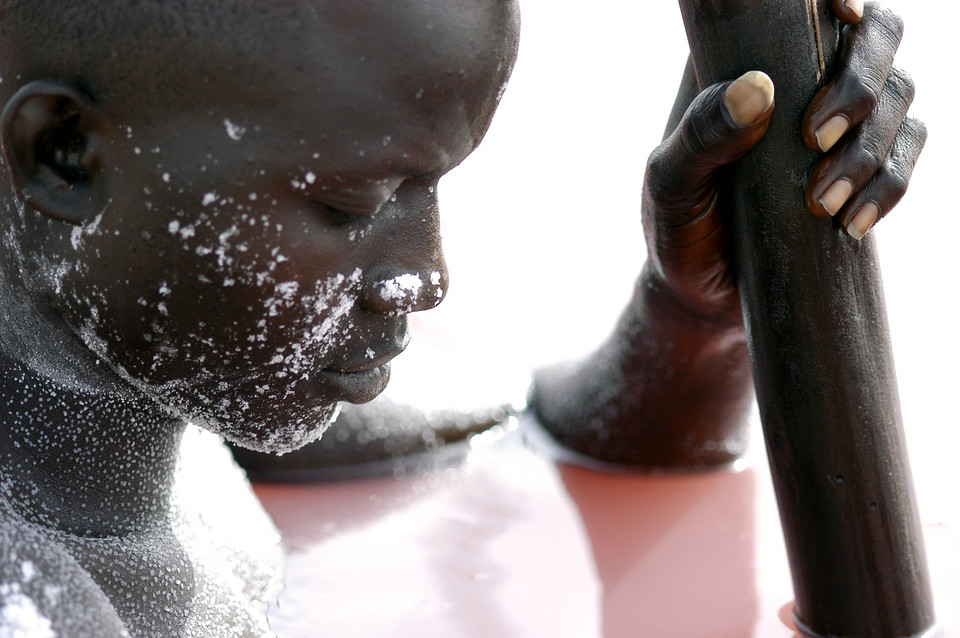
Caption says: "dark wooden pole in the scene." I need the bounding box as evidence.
[676,1,936,636]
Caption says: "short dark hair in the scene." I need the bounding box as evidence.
[0,1,329,112]
[0,0,519,120]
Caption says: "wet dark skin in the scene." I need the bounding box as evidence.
[530,1,925,467]
[0,1,517,635]
[0,1,921,637]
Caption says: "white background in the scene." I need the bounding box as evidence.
[412,0,959,525]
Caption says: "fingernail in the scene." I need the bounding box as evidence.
[846,202,879,240]
[843,0,864,19]
[819,178,854,216]
[724,70,774,127]
[814,114,850,152]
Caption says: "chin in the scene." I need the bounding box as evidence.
[194,400,343,455]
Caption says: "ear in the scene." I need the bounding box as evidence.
[1,80,107,225]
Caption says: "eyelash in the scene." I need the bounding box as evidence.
[313,203,362,227]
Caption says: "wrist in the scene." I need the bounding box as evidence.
[641,264,745,334]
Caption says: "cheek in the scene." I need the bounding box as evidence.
[243,267,365,378]
[57,207,365,413]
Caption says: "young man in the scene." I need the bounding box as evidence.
[0,1,518,635]
[0,0,921,636]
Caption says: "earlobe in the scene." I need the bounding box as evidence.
[1,80,107,225]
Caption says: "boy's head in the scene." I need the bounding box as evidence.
[0,0,520,451]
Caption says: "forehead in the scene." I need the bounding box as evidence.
[158,0,519,178]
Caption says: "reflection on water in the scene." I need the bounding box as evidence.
[557,464,757,637]
[256,436,601,637]
[255,429,787,638]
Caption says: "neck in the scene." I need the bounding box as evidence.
[0,352,187,537]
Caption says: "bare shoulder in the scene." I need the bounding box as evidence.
[0,516,130,637]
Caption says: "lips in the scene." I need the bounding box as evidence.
[317,335,409,404]
[315,363,392,404]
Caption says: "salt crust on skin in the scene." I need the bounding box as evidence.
[0,427,282,637]
[73,244,362,453]
[375,271,445,316]
[379,273,423,302]
[170,425,283,636]
[1,181,386,634]
[0,522,130,636]
[0,582,55,638]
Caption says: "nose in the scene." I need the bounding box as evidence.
[362,267,448,316]
[359,190,448,317]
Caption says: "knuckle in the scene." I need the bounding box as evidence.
[682,82,730,155]
[845,74,883,114]
[856,141,886,172]
[646,146,668,184]
[679,121,710,166]
[885,67,915,107]
[891,118,927,166]
[678,93,718,157]
[904,117,928,148]
[880,164,909,200]
[644,146,675,201]
[866,5,905,44]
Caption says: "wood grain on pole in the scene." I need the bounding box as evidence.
[676,1,935,635]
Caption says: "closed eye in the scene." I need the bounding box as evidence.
[313,203,361,227]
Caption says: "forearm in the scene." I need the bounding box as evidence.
[528,55,769,468]
[530,262,753,468]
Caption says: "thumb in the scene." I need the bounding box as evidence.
[646,70,774,221]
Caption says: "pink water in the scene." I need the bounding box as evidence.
[255,427,958,637]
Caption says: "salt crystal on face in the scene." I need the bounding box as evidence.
[430,271,445,299]
[223,119,246,141]
[201,193,217,206]
[19,562,35,583]
[218,227,238,245]
[275,282,299,299]
[379,273,422,302]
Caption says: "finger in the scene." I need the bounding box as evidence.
[830,0,864,25]
[805,66,915,218]
[803,4,904,152]
[837,116,926,239]
[646,70,774,225]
